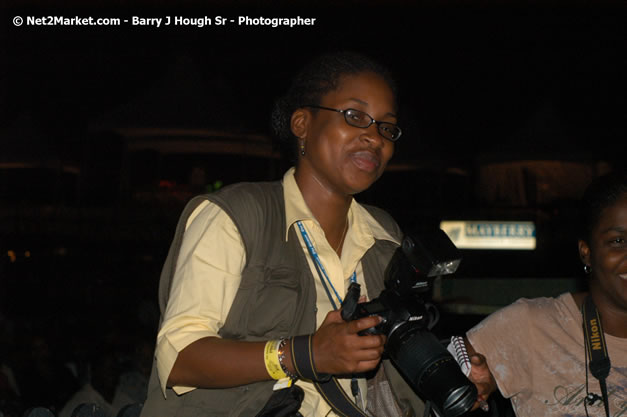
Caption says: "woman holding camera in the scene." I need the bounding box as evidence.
[140,51,425,417]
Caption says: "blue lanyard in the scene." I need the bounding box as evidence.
[297,221,362,405]
[296,221,356,309]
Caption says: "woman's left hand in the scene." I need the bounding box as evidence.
[468,353,497,411]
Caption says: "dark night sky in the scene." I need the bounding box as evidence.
[2,2,626,165]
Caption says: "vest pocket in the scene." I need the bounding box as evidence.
[246,265,302,337]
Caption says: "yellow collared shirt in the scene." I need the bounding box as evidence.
[156,167,399,416]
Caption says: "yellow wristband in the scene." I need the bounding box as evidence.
[264,340,288,380]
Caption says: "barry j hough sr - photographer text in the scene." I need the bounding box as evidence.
[132,16,317,28]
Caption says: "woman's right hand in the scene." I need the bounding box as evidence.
[312,309,386,375]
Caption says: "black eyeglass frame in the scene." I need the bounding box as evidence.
[302,105,402,142]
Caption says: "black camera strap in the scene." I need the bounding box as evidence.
[290,336,368,417]
[315,378,369,417]
[582,295,611,417]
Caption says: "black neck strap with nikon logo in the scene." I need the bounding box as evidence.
[582,295,611,417]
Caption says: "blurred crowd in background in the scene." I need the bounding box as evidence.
[0,249,160,417]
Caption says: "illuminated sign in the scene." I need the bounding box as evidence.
[440,220,536,250]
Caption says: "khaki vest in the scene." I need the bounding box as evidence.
[141,181,424,417]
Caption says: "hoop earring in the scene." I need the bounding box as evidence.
[583,264,592,274]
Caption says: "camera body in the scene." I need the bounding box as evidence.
[341,229,476,417]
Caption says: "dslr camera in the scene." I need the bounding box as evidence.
[341,229,476,417]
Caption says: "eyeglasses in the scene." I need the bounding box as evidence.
[303,105,402,142]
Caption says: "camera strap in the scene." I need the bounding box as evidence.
[290,335,368,417]
[314,378,369,417]
[581,295,611,417]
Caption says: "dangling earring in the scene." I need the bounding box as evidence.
[583,264,592,274]
[300,140,306,156]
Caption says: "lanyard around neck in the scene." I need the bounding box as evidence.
[296,221,356,309]
[582,295,611,417]
[297,220,364,410]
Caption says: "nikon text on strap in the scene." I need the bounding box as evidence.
[582,295,611,417]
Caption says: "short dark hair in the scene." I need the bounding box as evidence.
[271,51,398,161]
[579,171,627,243]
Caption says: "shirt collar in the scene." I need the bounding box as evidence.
[282,167,400,246]
[352,202,401,246]
[283,167,316,241]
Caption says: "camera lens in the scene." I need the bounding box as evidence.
[387,325,477,417]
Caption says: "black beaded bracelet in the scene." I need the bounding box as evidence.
[277,338,299,380]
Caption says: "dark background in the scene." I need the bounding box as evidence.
[1,1,626,415]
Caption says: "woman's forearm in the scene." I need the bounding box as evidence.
[167,337,275,388]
